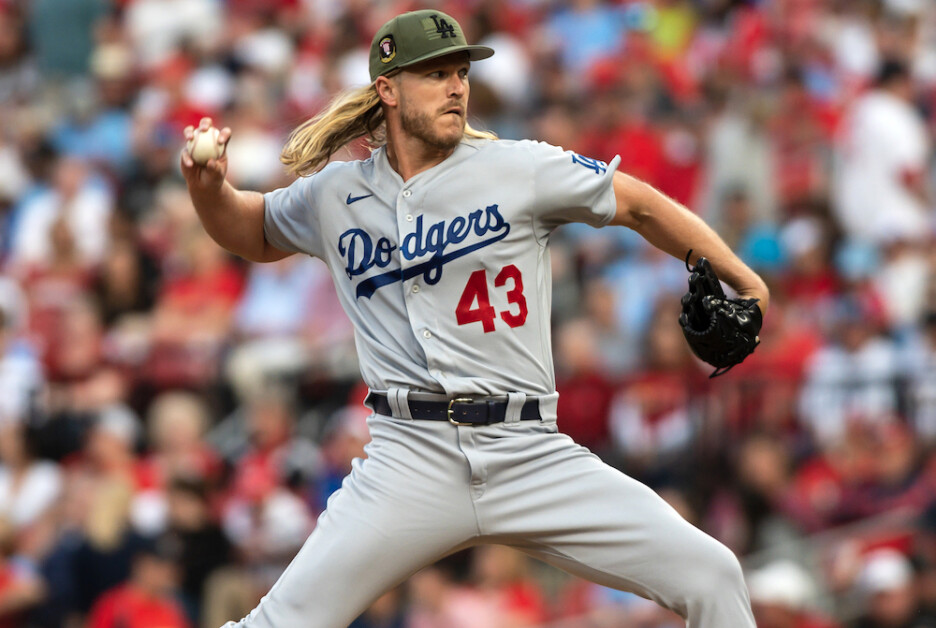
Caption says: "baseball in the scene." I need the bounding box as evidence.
[186,126,223,165]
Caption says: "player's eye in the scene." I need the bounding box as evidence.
[459,68,469,79]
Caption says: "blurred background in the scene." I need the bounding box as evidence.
[1,0,936,626]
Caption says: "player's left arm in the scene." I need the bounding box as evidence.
[609,172,769,315]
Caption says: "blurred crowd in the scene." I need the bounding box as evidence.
[2,0,936,626]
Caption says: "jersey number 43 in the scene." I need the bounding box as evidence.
[455,265,528,333]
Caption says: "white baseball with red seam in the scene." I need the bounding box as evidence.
[186,126,223,165]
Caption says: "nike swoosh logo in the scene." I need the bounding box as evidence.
[346,193,373,205]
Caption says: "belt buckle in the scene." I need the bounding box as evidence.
[447,397,475,426]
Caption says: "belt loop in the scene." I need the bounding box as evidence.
[386,388,406,419]
[537,392,559,423]
[397,389,412,420]
[504,392,526,424]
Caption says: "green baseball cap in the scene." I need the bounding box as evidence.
[369,10,494,82]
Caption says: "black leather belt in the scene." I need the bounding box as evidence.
[367,392,541,426]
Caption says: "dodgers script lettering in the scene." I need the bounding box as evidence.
[337,204,511,299]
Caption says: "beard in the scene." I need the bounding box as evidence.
[399,99,464,151]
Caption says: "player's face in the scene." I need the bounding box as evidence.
[395,54,470,151]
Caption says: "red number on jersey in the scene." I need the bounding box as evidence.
[494,264,528,328]
[455,266,528,332]
[455,269,497,332]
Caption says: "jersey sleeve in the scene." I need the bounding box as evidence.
[263,175,324,258]
[527,140,621,238]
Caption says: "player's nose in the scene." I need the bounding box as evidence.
[447,75,465,98]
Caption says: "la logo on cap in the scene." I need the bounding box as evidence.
[379,35,396,63]
[422,15,456,40]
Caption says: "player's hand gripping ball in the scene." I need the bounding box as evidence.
[678,251,762,377]
[186,126,224,165]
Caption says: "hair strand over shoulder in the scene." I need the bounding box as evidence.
[280,82,498,177]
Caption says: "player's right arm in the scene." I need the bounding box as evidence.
[610,172,769,315]
[181,117,292,263]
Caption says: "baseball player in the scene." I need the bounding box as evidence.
[181,10,769,628]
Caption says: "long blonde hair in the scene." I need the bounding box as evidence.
[280,82,497,177]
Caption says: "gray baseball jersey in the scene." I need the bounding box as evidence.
[264,139,619,409]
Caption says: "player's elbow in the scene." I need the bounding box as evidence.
[228,238,293,264]
[252,242,294,264]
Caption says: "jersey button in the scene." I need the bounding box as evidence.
[423,330,432,339]
[412,285,420,293]
[402,189,412,198]
[405,214,414,222]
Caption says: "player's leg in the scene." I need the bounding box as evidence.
[222,415,479,628]
[475,425,754,627]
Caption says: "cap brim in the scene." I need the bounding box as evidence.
[397,45,494,71]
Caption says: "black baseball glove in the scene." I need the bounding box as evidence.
[678,251,762,377]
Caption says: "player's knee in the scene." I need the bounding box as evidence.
[713,544,746,591]
[684,539,746,601]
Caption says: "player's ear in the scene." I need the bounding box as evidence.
[375,75,399,108]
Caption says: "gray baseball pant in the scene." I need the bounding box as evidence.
[222,408,755,627]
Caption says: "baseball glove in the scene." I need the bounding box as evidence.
[678,251,762,377]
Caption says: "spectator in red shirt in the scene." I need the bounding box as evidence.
[131,391,222,536]
[21,214,96,363]
[471,545,547,627]
[146,225,244,389]
[770,68,839,207]
[778,215,841,310]
[40,298,128,459]
[87,534,190,628]
[610,297,703,481]
[139,391,222,493]
[219,393,315,605]
[578,87,664,190]
[554,318,615,453]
